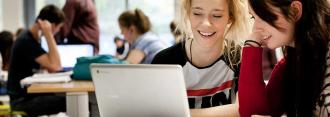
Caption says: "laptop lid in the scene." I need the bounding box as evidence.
[90,64,190,117]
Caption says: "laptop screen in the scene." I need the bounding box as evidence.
[57,44,94,69]
[41,36,94,71]
[41,37,94,70]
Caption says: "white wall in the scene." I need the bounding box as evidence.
[2,0,23,33]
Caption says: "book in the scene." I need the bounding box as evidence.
[20,71,72,85]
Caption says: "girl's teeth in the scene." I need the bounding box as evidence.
[200,32,214,36]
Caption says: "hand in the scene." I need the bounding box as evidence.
[248,30,271,46]
[248,30,265,44]
[37,19,52,36]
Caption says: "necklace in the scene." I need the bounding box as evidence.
[190,39,193,63]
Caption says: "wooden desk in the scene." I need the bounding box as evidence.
[28,81,94,93]
[27,81,94,117]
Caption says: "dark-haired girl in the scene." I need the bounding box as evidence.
[239,0,330,116]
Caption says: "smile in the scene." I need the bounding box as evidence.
[198,31,216,37]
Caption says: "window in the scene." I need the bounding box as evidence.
[0,0,3,31]
[95,0,126,54]
[35,0,65,14]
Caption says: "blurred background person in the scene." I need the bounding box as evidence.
[0,30,13,98]
[0,30,14,96]
[118,8,167,64]
[0,31,14,71]
[114,36,129,60]
[56,0,100,54]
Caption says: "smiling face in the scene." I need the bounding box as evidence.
[249,4,295,49]
[189,0,231,48]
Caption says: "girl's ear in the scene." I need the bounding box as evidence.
[227,15,232,25]
[291,1,302,22]
[228,18,232,25]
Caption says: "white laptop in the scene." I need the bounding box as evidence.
[90,64,190,117]
[57,44,94,71]
[41,37,94,71]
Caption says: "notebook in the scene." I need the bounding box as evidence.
[90,64,190,117]
[20,71,72,86]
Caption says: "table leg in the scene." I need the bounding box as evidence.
[66,92,89,117]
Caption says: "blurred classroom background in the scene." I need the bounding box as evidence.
[0,0,178,55]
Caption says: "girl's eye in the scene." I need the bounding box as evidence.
[213,15,222,18]
[193,13,202,16]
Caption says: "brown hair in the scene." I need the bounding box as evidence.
[0,31,14,70]
[118,8,151,34]
[36,4,65,25]
[249,0,330,116]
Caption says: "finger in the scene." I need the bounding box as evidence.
[37,19,42,25]
[253,31,269,40]
[38,19,46,27]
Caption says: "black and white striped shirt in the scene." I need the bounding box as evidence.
[315,46,330,116]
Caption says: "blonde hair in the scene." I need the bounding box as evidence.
[177,0,251,68]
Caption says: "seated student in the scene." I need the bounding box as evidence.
[239,0,330,116]
[7,5,66,116]
[0,31,14,95]
[152,0,249,115]
[118,8,167,64]
[114,36,129,60]
[0,31,14,72]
